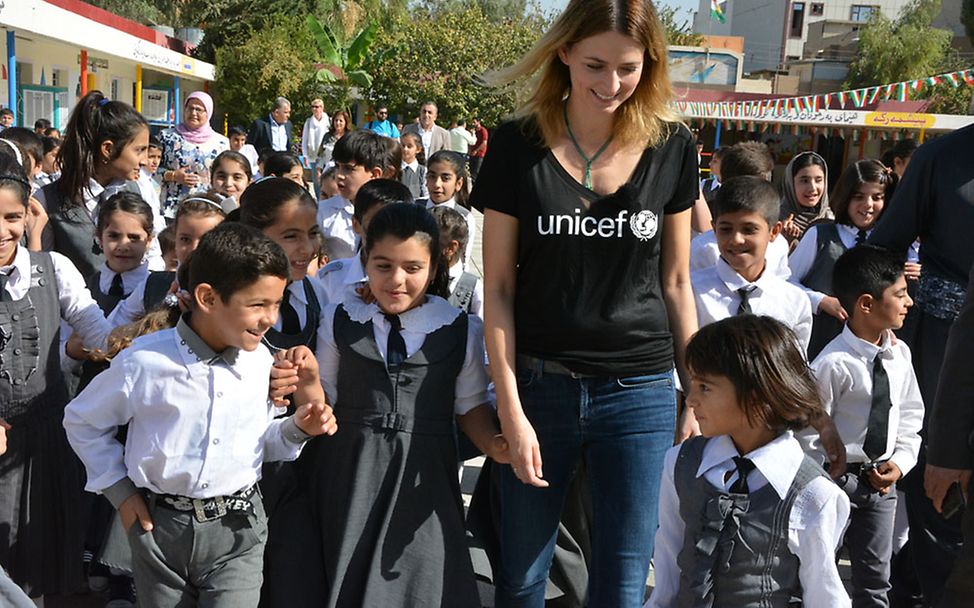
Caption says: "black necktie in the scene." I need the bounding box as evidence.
[737,285,757,315]
[385,313,407,371]
[863,354,892,461]
[280,289,301,335]
[108,273,125,298]
[856,229,868,245]
[730,457,756,494]
[0,273,10,302]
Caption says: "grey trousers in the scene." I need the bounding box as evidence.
[127,493,268,608]
[840,472,897,608]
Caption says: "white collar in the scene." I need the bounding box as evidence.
[403,160,419,172]
[715,257,770,292]
[322,194,353,211]
[287,277,309,305]
[344,294,460,333]
[426,198,457,210]
[448,262,463,280]
[3,245,29,281]
[838,323,894,360]
[697,432,804,500]
[341,255,365,286]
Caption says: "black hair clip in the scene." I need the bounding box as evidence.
[0,173,30,189]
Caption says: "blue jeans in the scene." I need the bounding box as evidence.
[494,364,676,608]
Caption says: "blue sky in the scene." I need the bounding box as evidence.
[538,0,699,23]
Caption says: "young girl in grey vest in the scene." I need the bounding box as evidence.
[430,205,482,319]
[787,159,898,359]
[647,315,851,607]
[310,202,507,607]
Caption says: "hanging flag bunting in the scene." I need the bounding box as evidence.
[896,82,908,102]
[867,87,880,104]
[911,79,923,92]
[837,91,847,108]
[823,93,832,109]
[851,89,865,108]
[946,72,961,87]
[927,76,940,87]
[711,0,727,23]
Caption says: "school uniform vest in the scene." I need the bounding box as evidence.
[85,271,125,316]
[799,224,847,358]
[674,436,826,608]
[262,278,321,352]
[401,165,426,201]
[40,181,105,279]
[142,271,176,312]
[448,272,478,314]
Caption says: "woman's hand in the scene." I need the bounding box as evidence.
[500,412,548,488]
[818,296,848,321]
[171,167,200,187]
[781,214,801,239]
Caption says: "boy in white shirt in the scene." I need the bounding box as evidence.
[64,223,337,607]
[691,176,813,351]
[802,245,923,608]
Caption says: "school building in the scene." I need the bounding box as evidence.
[0,0,214,130]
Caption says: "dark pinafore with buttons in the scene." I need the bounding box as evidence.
[674,436,826,608]
[0,251,87,596]
[801,223,848,359]
[307,305,479,608]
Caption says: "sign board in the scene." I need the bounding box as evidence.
[141,88,171,124]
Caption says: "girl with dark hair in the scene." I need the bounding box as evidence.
[881,139,918,179]
[306,202,508,607]
[316,109,352,167]
[648,315,850,607]
[0,153,113,602]
[423,150,474,265]
[473,1,699,604]
[264,151,306,186]
[789,159,897,358]
[779,151,831,246]
[210,150,253,203]
[35,90,152,278]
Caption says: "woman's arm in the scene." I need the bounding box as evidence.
[483,209,548,488]
[689,188,712,234]
[661,209,699,441]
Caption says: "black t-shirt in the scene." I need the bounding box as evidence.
[470,120,698,375]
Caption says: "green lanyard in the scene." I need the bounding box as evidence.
[563,103,613,190]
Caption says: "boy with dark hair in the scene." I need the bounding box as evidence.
[318,129,393,255]
[801,244,923,608]
[0,127,43,178]
[0,108,14,129]
[690,142,790,278]
[691,176,813,351]
[65,223,337,607]
[34,118,52,135]
[229,125,258,175]
[317,179,413,303]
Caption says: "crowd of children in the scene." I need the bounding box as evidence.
[0,75,960,608]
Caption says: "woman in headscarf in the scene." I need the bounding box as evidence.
[156,91,229,220]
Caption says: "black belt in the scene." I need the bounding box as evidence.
[516,354,598,378]
[836,461,886,478]
[336,409,454,435]
[149,485,257,523]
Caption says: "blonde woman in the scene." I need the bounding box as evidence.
[469,1,699,605]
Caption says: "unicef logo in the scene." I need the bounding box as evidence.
[629,210,658,241]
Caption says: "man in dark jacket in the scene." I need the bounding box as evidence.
[248,97,294,155]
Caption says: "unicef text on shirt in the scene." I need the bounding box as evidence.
[537,209,659,241]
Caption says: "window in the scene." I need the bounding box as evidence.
[790,2,806,38]
[811,2,824,16]
[850,5,879,22]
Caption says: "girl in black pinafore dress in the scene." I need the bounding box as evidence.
[309,201,509,607]
[0,156,113,600]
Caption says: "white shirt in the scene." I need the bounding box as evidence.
[107,272,173,329]
[273,276,329,332]
[647,433,851,608]
[302,114,331,161]
[801,325,924,474]
[96,262,150,302]
[448,262,483,320]
[317,255,366,305]
[316,295,488,416]
[1,245,112,351]
[449,126,476,153]
[420,125,434,156]
[64,317,306,507]
[238,144,259,176]
[426,198,476,266]
[317,195,357,253]
[269,114,288,152]
[789,224,866,312]
[691,258,813,353]
[689,230,791,279]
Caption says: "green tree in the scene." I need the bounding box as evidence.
[845,0,952,88]
[658,4,705,47]
[307,15,379,113]
[214,15,318,128]
[366,5,546,126]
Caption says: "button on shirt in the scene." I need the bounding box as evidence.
[802,325,924,474]
[1,246,112,350]
[317,195,357,253]
[689,230,791,279]
[316,295,489,416]
[691,258,813,353]
[647,433,852,608]
[64,317,308,508]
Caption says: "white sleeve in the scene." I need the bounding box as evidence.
[260,417,306,463]
[107,278,148,328]
[806,355,845,462]
[689,237,718,271]
[645,446,683,608]
[315,304,340,404]
[789,477,852,607]
[454,316,490,415]
[794,293,813,355]
[464,212,477,267]
[52,252,112,351]
[469,279,484,320]
[890,348,924,476]
[63,354,137,493]
[787,227,828,312]
[769,235,792,280]
[302,119,313,159]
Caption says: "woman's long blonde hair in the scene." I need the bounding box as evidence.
[487,0,679,149]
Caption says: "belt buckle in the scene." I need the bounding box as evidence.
[192,496,228,523]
